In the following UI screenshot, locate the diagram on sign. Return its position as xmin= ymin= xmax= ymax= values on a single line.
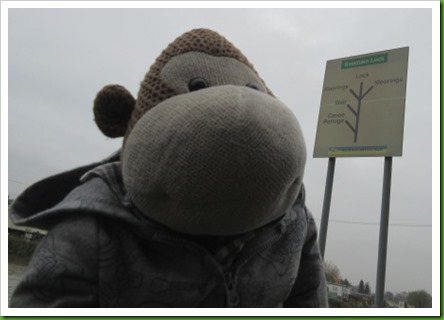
xmin=345 ymin=82 xmax=374 ymax=143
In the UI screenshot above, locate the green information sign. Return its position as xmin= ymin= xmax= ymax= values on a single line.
xmin=313 ymin=47 xmax=409 ymax=158
xmin=341 ymin=53 xmax=388 ymax=69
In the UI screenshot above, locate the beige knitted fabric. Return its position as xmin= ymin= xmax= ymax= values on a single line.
xmin=122 ymin=86 xmax=306 ymax=235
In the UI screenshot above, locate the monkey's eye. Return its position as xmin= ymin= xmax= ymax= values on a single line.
xmin=246 ymin=83 xmax=260 ymax=91
xmin=188 ymin=78 xmax=209 ymax=92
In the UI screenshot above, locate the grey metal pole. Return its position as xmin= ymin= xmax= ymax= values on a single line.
xmin=319 ymin=157 xmax=336 ymax=260
xmin=375 ymin=157 xmax=393 ymax=308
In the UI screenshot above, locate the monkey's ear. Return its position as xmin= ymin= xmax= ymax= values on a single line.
xmin=93 ymin=85 xmax=135 ymax=138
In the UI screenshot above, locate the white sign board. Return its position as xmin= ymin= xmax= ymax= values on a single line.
xmin=313 ymin=47 xmax=409 ymax=157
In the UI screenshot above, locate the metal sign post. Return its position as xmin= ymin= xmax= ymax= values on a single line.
xmin=314 ymin=47 xmax=408 ymax=308
xmin=319 ymin=157 xmax=336 ymax=259
xmin=375 ymin=157 xmax=393 ymax=307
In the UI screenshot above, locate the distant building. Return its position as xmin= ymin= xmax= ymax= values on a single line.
xmin=385 ymin=300 xmax=409 ymax=308
xmin=327 ymin=282 xmax=351 ymax=301
xmin=349 ymin=289 xmax=375 ymax=306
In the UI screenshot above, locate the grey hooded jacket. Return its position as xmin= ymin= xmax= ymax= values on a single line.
xmin=9 ymin=156 xmax=328 ymax=308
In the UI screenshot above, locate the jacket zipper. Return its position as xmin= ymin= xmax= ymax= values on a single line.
xmin=221 ymin=230 xmax=286 ymax=307
xmin=157 ymin=235 xmax=242 ymax=307
xmin=224 ymin=272 xmax=240 ymax=307
xmin=157 ymin=222 xmax=288 ymax=307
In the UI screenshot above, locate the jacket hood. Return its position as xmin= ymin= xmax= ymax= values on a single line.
xmin=9 ymin=151 xmax=121 ymax=230
xmin=9 ymin=151 xmax=307 ymax=238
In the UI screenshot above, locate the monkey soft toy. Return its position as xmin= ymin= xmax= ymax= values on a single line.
xmin=10 ymin=29 xmax=327 ymax=308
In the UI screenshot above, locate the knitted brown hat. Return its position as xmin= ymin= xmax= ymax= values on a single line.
xmin=94 ymin=28 xmax=272 ymax=138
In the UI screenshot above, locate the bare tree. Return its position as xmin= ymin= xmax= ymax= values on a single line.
xmin=324 ymin=260 xmax=341 ymax=284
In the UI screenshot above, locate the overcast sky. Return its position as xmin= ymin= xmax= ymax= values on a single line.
xmin=4 ymin=1 xmax=438 ymax=305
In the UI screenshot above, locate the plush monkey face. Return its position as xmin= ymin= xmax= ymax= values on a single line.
xmin=93 ymin=29 xmax=306 ymax=235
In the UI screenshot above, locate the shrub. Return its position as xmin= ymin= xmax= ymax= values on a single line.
xmin=8 ymin=234 xmax=41 ymax=264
